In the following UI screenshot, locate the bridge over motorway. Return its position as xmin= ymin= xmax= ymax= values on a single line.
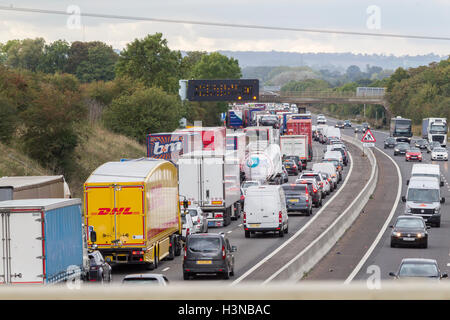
xmin=259 ymin=90 xmax=389 ymax=111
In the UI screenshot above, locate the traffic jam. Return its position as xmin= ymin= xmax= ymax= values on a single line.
xmin=0 ymin=102 xmax=350 ymax=286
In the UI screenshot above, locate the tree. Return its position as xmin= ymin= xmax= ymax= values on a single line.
xmin=103 ymin=86 xmax=182 ymax=143
xmin=75 ymin=43 xmax=119 ymax=82
xmin=4 ymin=38 xmax=45 ymax=71
xmin=20 ymin=77 xmax=86 ymax=173
xmin=38 ymin=40 xmax=70 ymax=74
xmin=181 ymin=51 xmax=207 ymax=78
xmin=0 ymin=94 xmax=17 ymax=144
xmin=191 ymin=52 xmax=242 ymax=79
xmin=115 ymin=33 xmax=183 ymax=93
xmin=346 ymin=65 xmax=362 ymax=82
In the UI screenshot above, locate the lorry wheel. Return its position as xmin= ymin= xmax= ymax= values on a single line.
xmin=174 ymin=236 xmax=182 ymax=256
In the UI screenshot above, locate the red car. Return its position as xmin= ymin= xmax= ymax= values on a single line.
xmin=405 ymin=148 xmax=422 ymax=162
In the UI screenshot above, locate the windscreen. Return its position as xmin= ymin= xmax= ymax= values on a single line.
xmin=395 ymin=120 xmax=411 ymax=133
xmin=395 ymin=219 xmax=424 ymax=229
xmin=430 ymin=124 xmax=447 ymax=134
xmin=282 ymin=185 xmax=306 ymax=195
xmin=122 ymin=278 xmax=161 ymax=285
xmin=399 ymin=263 xmax=439 ymax=277
xmin=407 ymin=188 xmax=439 ymax=202
xmin=188 ymin=237 xmax=221 ymax=253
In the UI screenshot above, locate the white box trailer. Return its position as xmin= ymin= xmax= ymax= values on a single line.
xmin=0 ymin=175 xmax=70 ymax=202
xmin=178 ymin=151 xmax=242 ymax=227
xmin=280 ymin=135 xmax=308 ymax=168
xmin=0 ymin=198 xmax=85 ymax=284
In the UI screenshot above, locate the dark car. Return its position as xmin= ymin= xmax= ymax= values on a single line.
xmin=389 ymin=258 xmax=448 ymax=281
xmin=283 ymin=155 xmax=304 ymax=170
xmin=283 ymin=159 xmax=300 ymax=175
xmin=405 ymin=147 xmax=423 ymax=162
xmin=414 ymin=139 xmax=429 ymax=150
xmin=384 ymin=137 xmax=397 ymax=149
xmin=354 ymin=125 xmax=364 ymax=133
xmin=295 ymin=178 xmax=322 ymax=207
xmin=319 ymin=133 xmax=326 ymax=144
xmin=259 ymin=115 xmax=279 ymax=129
xmin=393 ymin=142 xmax=410 ymax=156
xmin=183 ymin=233 xmax=236 ymax=280
xmin=282 ymin=183 xmax=312 ymax=215
xmin=88 ymin=250 xmax=112 ymax=283
xmin=335 ymin=121 xmax=345 ymax=129
xmin=390 ymin=216 xmax=430 ymax=248
xmin=344 ymin=120 xmax=352 ymax=128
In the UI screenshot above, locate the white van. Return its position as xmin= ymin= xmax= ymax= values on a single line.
xmin=312 ymin=162 xmax=339 ymax=189
xmin=408 ymin=164 xmax=443 ymax=187
xmin=323 ymin=150 xmax=344 ymax=165
xmin=402 ymin=176 xmax=444 ymax=227
xmin=243 ymin=185 xmax=288 ymax=238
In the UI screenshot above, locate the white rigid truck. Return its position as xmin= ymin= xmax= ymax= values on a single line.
xmin=178 ymin=151 xmax=242 ymax=227
xmin=280 ymin=135 xmax=308 ymax=168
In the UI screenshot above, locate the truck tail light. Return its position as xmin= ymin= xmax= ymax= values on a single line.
xmin=215 ymin=213 xmax=223 ymax=218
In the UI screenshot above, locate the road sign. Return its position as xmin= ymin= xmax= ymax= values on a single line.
xmin=361 ymin=129 xmax=376 ymax=143
xmin=363 ymin=142 xmax=375 ymax=148
xmin=186 ymin=79 xmax=259 ymax=102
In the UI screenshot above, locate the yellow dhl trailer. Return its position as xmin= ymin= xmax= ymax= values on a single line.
xmin=84 ymin=159 xmax=182 ymax=270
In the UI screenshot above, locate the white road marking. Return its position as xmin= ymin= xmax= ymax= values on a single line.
xmin=162 ymin=267 xmax=170 ymax=272
xmin=344 ymin=146 xmax=402 ymax=284
xmin=231 ymin=147 xmax=355 ymax=286
xmin=238 ymin=224 xmax=243 ymax=227
xmin=227 ymin=230 xmax=232 ymax=234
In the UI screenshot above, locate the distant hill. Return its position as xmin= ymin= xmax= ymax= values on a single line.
xmin=216 ymin=51 xmax=446 ymax=71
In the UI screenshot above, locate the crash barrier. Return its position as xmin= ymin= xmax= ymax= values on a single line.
xmin=266 ymin=134 xmax=378 ymax=282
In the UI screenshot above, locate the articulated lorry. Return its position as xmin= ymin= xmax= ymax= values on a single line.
xmin=84 ymin=159 xmax=183 ymax=270
xmin=0 ymin=198 xmax=87 ymax=284
xmin=422 ymin=118 xmax=447 ymax=147
xmin=178 ymin=151 xmax=242 ymax=227
xmin=243 ymin=142 xmax=283 ymax=185
xmin=0 ymin=175 xmax=70 ymax=201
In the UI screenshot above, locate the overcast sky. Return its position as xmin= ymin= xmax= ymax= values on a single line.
xmin=0 ymin=0 xmax=449 ymax=56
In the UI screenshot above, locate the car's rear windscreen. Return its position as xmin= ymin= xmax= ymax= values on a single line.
xmin=188 ymin=237 xmax=221 ymax=253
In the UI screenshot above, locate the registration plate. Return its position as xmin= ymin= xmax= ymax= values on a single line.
xmin=402 ymin=237 xmax=415 ymax=241
xmin=250 ymin=223 xmax=260 ymax=228
xmin=197 ymin=260 xmax=212 ymax=265
xmin=285 ymin=166 xmax=291 ymax=168
xmin=289 ymin=199 xmax=299 ymax=202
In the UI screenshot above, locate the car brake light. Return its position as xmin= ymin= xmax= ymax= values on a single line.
xmin=327 ymin=178 xmax=331 ymax=182
xmin=243 ymin=212 xmax=246 ymax=223
xmin=215 ymin=213 xmax=223 ymax=218
xmin=222 ymin=246 xmax=226 ymax=260
xmin=186 ymin=228 xmax=190 ymax=236
xmin=184 ymin=246 xmax=187 ymax=260
xmin=241 ymin=195 xmax=245 ymax=200
xmin=313 ymin=188 xmax=317 ymax=193
xmin=279 ymin=211 xmax=282 ymax=223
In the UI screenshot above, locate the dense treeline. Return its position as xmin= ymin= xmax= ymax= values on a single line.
xmin=0 ymin=33 xmax=242 ymax=177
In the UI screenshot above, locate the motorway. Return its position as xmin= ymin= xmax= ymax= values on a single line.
xmin=110 ymin=133 xmax=361 ymax=284
xmin=305 ymin=114 xmax=450 ymax=282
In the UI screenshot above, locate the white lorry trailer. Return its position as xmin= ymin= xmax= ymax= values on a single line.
xmin=280 ymin=135 xmax=308 ymax=168
xmin=178 ymin=151 xmax=242 ymax=227
xmin=243 ymin=142 xmax=283 ymax=185
xmin=422 ymin=118 xmax=447 ymax=147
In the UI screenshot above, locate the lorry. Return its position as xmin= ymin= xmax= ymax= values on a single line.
xmin=84 ymin=159 xmax=183 ymax=270
xmin=226 ymin=109 xmax=244 ymax=129
xmin=243 ymin=142 xmax=283 ymax=185
xmin=0 ymin=198 xmax=87 ymax=284
xmin=390 ymin=116 xmax=412 ymax=142
xmin=286 ymin=118 xmax=313 ymax=161
xmin=176 ymin=126 xmax=226 ymax=152
xmin=146 ymin=132 xmax=199 ymax=163
xmin=0 ymin=175 xmax=70 ymax=201
xmin=422 ymin=118 xmax=447 ymax=147
xmin=178 ymin=151 xmax=242 ymax=226
xmin=226 ymin=132 xmax=247 ymax=180
xmin=244 ymin=126 xmax=280 ymax=146
xmin=280 ymin=135 xmax=308 ymax=169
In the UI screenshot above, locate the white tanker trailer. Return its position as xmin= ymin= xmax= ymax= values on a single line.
xmin=243 ymin=142 xmax=283 ymax=184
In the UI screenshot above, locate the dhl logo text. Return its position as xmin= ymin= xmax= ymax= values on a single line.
xmin=91 ymin=207 xmax=140 ymax=215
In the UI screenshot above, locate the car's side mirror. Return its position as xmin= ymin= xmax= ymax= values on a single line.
xmin=90 ymin=230 xmax=97 ymax=243
xmin=441 ymin=273 xmax=448 ymax=279
xmin=388 ymin=272 xmax=396 ymax=277
xmin=441 ymin=181 xmax=444 ymax=187
xmin=401 ymin=196 xmax=406 ymax=202
xmin=426 ymin=226 xmax=431 ymax=229
xmin=406 ymin=180 xmax=409 ymax=185
xmin=389 ymin=225 xmax=393 ymax=228
xmin=231 ymin=246 xmax=237 ymax=252
xmin=441 ymin=197 xmax=445 ymax=204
